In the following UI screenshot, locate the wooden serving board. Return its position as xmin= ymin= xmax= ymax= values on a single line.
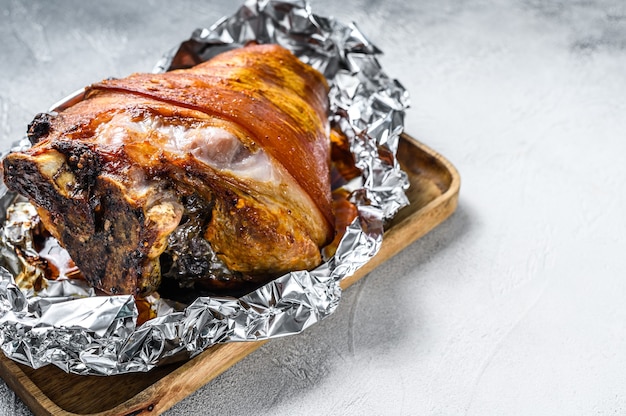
xmin=0 ymin=133 xmax=460 ymax=416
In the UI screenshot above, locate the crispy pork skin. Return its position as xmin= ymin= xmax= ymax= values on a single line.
xmin=3 ymin=44 xmax=333 ymax=296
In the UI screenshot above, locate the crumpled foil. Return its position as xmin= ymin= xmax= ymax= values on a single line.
xmin=0 ymin=0 xmax=410 ymax=375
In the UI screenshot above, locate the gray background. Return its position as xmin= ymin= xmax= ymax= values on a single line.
xmin=1 ymin=0 xmax=626 ymax=414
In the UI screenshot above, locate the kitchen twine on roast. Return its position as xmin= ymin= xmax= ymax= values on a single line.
xmin=0 ymin=0 xmax=410 ymax=375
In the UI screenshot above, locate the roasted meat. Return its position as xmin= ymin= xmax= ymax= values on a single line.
xmin=3 ymin=44 xmax=334 ymax=297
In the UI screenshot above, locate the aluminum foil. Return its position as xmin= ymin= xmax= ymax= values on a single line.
xmin=0 ymin=0 xmax=410 ymax=375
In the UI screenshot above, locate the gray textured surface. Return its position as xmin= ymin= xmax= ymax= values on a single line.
xmin=1 ymin=0 xmax=626 ymax=414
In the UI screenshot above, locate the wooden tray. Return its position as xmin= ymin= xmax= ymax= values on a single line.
xmin=0 ymin=133 xmax=460 ymax=416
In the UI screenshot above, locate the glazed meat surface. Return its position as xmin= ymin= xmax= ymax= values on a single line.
xmin=3 ymin=44 xmax=334 ymax=296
